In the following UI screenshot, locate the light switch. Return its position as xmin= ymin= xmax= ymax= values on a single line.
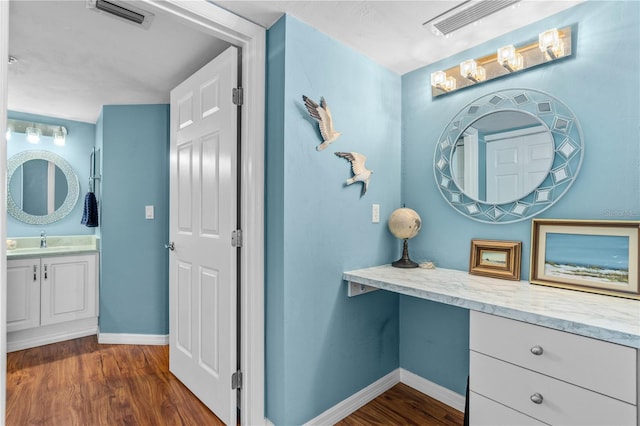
xmin=372 ymin=204 xmax=380 ymax=223
xmin=145 ymin=205 xmax=154 ymax=220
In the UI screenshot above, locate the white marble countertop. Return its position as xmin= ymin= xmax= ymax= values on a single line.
xmin=343 ymin=265 xmax=640 ymax=348
xmin=7 ymin=235 xmax=99 ymax=259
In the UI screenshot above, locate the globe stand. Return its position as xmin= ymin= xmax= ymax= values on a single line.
xmin=392 ymin=239 xmax=418 ymax=268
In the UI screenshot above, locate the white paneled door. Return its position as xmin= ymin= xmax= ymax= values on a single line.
xmin=486 ymin=131 xmax=554 ymax=203
xmin=169 ymin=46 xmax=239 ymax=425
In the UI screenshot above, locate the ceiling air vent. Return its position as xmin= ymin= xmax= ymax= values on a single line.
xmin=86 ymin=0 xmax=155 ymax=29
xmin=424 ymin=0 xmax=520 ymax=36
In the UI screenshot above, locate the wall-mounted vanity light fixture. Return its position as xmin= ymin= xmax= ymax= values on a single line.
xmin=430 ymin=26 xmax=572 ymax=97
xmin=6 ymin=119 xmax=68 ymax=146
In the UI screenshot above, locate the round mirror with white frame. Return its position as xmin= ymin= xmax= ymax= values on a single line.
xmin=7 ymin=150 xmax=80 ymax=224
xmin=434 ymin=89 xmax=583 ymax=223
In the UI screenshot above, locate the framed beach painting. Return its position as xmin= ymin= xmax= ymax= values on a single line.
xmin=469 ymin=239 xmax=522 ymax=281
xmin=530 ymin=219 xmax=640 ymax=300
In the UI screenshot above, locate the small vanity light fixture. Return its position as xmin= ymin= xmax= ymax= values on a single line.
xmin=460 ymin=59 xmax=486 ymax=83
xmin=430 ymin=70 xmax=457 ymax=92
xmin=7 ymin=119 xmax=69 ymax=146
xmin=53 ymin=126 xmax=67 ymax=146
xmin=539 ymin=28 xmax=564 ymax=60
xmin=26 ymin=126 xmax=42 ymax=144
xmin=497 ymin=45 xmax=524 ymax=72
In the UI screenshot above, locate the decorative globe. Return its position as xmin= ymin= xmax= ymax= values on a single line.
xmin=388 ymin=208 xmax=422 ymax=268
xmin=388 ymin=208 xmax=422 ymax=240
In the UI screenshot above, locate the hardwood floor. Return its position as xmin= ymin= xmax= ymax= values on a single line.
xmin=337 ymin=383 xmax=465 ymax=426
xmin=6 ymin=336 xmax=224 ymax=426
xmin=7 ymin=336 xmax=464 ymax=426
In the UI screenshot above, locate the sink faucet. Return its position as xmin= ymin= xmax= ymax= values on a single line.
xmin=40 ymin=230 xmax=47 ymax=248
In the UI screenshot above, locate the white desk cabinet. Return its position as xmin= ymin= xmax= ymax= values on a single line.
xmin=470 ymin=311 xmax=638 ymax=425
xmin=7 ymin=253 xmax=99 ymax=351
xmin=344 ymin=265 xmax=640 ymax=425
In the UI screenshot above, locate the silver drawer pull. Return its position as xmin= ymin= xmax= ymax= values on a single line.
xmin=530 ymin=393 xmax=544 ymax=404
xmin=530 ymin=345 xmax=544 ymax=355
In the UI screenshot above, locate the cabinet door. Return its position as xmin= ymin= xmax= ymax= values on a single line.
xmin=40 ymin=254 xmax=97 ymax=326
xmin=7 ymin=258 xmax=41 ymax=332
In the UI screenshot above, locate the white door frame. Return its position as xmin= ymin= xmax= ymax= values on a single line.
xmin=1 ymin=1 xmax=9 ymax=423
xmin=0 ymin=1 xmax=266 ymax=425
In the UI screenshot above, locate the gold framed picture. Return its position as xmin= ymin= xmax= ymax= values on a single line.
xmin=469 ymin=239 xmax=522 ymax=281
xmin=531 ymin=219 xmax=640 ymax=300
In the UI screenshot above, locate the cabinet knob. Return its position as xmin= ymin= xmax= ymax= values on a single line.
xmin=165 ymin=242 xmax=175 ymax=251
xmin=530 ymin=393 xmax=544 ymax=404
xmin=530 ymin=345 xmax=544 ymax=355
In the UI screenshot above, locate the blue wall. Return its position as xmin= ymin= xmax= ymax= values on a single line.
xmin=98 ymin=104 xmax=170 ymax=334
xmin=7 ymin=111 xmax=96 ymax=237
xmin=266 ymin=15 xmax=403 ymax=425
xmin=399 ymin=1 xmax=640 ymax=395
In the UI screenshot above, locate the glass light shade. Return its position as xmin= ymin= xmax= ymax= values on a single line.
xmin=539 ymin=28 xmax=559 ymax=51
xmin=53 ymin=127 xmax=66 ymax=146
xmin=539 ymin=28 xmax=564 ymax=59
xmin=460 ymin=59 xmax=486 ymax=82
xmin=431 ymin=71 xmax=447 ymax=87
xmin=497 ymin=45 xmax=524 ymax=72
xmin=444 ymin=76 xmax=457 ymax=91
xmin=431 ymin=71 xmax=456 ymax=92
xmin=26 ymin=127 xmax=41 ymax=144
xmin=497 ymin=45 xmax=516 ymax=64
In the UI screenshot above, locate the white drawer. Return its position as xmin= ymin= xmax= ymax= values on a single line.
xmin=470 ymin=311 xmax=637 ymax=404
xmin=470 ymin=351 xmax=637 ymax=425
xmin=470 ymin=391 xmax=546 ymax=426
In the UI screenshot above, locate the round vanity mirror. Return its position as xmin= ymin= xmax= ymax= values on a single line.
xmin=7 ymin=150 xmax=79 ymax=224
xmin=434 ymin=89 xmax=583 ymax=223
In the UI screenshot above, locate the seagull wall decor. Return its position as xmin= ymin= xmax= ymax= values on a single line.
xmin=335 ymin=152 xmax=372 ymax=196
xmin=302 ymin=95 xmax=342 ymax=151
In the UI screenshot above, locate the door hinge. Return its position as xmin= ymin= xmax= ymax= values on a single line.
xmin=232 ymin=87 xmax=244 ymax=106
xmin=232 ymin=370 xmax=243 ymax=390
xmin=231 ymin=229 xmax=243 ymax=248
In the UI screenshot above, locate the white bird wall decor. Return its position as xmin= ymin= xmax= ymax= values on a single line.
xmin=302 ymin=95 xmax=342 ymax=151
xmin=335 ymin=152 xmax=373 ymax=196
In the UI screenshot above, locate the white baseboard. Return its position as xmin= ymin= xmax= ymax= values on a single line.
xmin=97 ymin=332 xmax=169 ymax=345
xmin=304 ymin=369 xmax=400 ymax=425
xmin=400 ymin=368 xmax=466 ymax=412
xmin=301 ymin=368 xmax=466 ymax=425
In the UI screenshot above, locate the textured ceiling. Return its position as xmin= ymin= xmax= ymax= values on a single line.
xmin=215 ymin=1 xmax=582 ymax=74
xmin=8 ymin=1 xmax=230 ymax=123
xmin=7 ymin=0 xmax=582 ymax=123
